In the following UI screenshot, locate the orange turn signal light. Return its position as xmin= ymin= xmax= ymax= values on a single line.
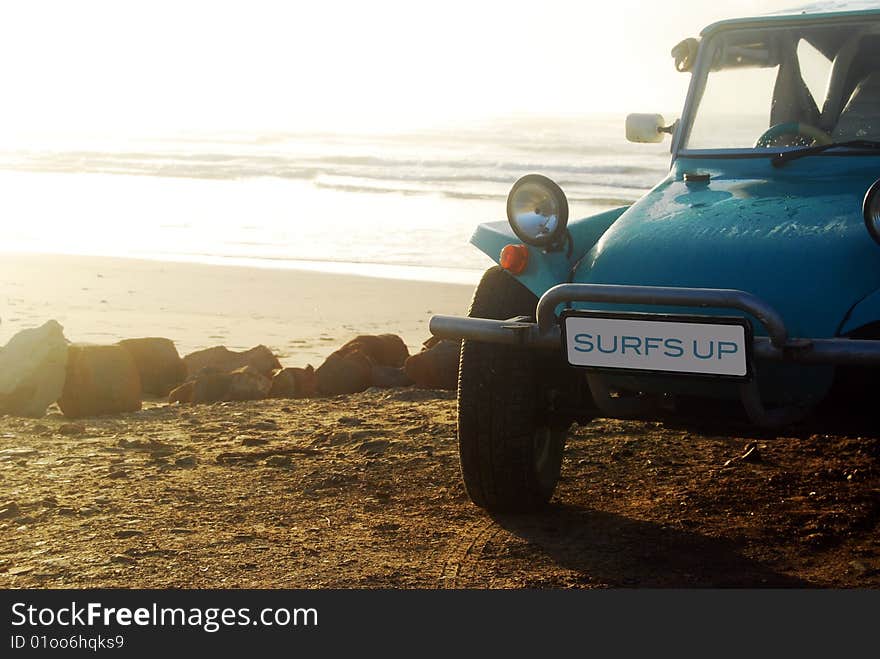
xmin=500 ymin=243 xmax=529 ymax=275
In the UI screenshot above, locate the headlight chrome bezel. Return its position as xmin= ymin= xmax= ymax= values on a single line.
xmin=863 ymin=178 xmax=880 ymax=246
xmin=506 ymin=174 xmax=569 ymax=249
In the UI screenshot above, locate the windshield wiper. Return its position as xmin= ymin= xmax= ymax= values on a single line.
xmin=772 ymin=140 xmax=880 ymax=168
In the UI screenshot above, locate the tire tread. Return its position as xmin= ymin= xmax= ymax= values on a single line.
xmin=457 ymin=267 xmax=563 ymax=511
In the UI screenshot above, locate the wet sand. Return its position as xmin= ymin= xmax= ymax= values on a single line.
xmin=0 ymin=252 xmax=475 ymax=367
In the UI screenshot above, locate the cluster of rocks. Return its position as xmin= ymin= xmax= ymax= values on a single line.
xmin=0 ymin=320 xmax=460 ymax=419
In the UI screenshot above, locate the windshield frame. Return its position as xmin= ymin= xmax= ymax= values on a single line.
xmin=673 ymin=14 xmax=880 ymax=159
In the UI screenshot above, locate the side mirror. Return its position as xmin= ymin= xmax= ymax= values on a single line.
xmin=626 ymin=113 xmax=669 ymax=144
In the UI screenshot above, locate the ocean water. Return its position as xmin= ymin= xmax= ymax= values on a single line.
xmin=0 ymin=115 xmax=670 ymax=284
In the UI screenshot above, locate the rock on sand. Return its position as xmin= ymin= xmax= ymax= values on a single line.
xmin=0 ymin=320 xmax=69 ymax=418
xmin=59 ymin=344 xmax=142 ymax=418
xmin=316 ymin=334 xmax=410 ymax=395
xmin=337 ymin=334 xmax=409 ymax=368
xmin=316 ymin=350 xmax=374 ymax=395
xmin=225 ymin=365 xmax=272 ymax=401
xmin=169 ymin=365 xmax=271 ymax=404
xmin=183 ymin=345 xmax=281 ymax=379
xmin=268 ymin=366 xmax=317 ymax=399
xmin=405 ymin=338 xmax=460 ymax=390
xmin=118 ymin=337 xmax=186 ymax=396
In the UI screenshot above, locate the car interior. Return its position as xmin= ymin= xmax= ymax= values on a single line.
xmin=779 ymin=25 xmax=880 ymax=142
xmin=705 ymin=23 xmax=880 ymax=146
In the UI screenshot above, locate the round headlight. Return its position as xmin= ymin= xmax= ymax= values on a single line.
xmin=864 ymin=179 xmax=880 ymax=246
xmin=506 ymin=174 xmax=569 ymax=248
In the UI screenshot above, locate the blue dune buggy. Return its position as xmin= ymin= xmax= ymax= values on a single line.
xmin=431 ymin=4 xmax=880 ymax=511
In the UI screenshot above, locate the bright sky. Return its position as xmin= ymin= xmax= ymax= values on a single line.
xmin=0 ymin=0 xmax=803 ymax=137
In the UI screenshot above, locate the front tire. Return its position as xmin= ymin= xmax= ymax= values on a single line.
xmin=457 ymin=267 xmax=571 ymax=512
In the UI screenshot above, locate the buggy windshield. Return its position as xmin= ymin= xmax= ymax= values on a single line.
xmin=684 ymin=19 xmax=880 ymax=151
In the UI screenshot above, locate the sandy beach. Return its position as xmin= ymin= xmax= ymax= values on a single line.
xmin=1 ymin=252 xmax=878 ymax=588
xmin=0 ymin=252 xmax=475 ymax=367
xmin=1 ymin=390 xmax=877 ymax=588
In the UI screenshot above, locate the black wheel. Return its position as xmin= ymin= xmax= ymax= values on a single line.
xmin=457 ymin=266 xmax=576 ymax=512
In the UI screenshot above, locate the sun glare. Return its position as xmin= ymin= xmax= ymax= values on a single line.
xmin=0 ymin=0 xmax=787 ymax=138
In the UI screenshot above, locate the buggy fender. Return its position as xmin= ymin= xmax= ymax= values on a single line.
xmin=469 ymin=205 xmax=629 ymax=299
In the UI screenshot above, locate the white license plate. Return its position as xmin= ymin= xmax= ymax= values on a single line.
xmin=562 ymin=312 xmax=750 ymax=378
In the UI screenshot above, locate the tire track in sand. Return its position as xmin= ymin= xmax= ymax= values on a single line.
xmin=437 ymin=517 xmax=500 ymax=588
